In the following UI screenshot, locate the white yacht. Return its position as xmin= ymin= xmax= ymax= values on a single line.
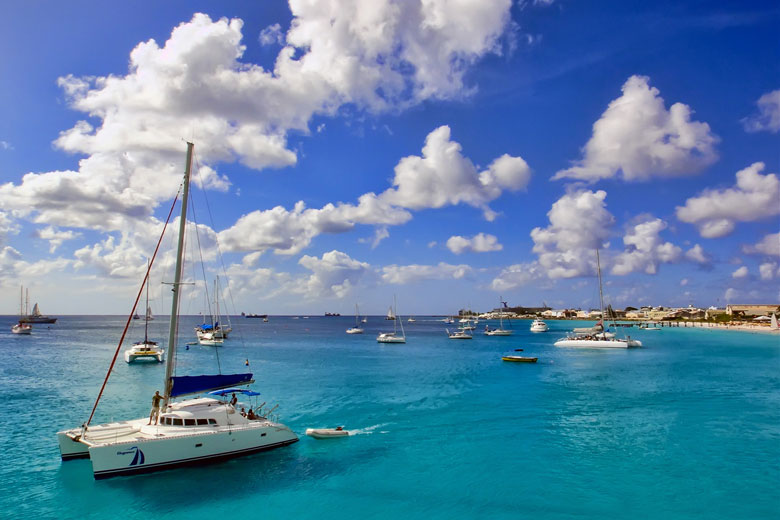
xmin=57 ymin=143 xmax=297 ymax=479
xmin=530 ymin=319 xmax=549 ymax=332
xmin=554 ymin=251 xmax=641 ymax=349
xmin=378 ymin=296 xmax=405 ymax=343
xmin=447 ymin=328 xmax=472 ymax=339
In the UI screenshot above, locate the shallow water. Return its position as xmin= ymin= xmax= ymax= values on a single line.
xmin=1 ymin=316 xmax=778 ymax=519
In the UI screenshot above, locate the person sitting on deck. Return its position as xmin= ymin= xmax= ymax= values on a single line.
xmin=240 ymin=407 xmax=246 ymax=417
xmin=247 ymin=408 xmax=257 ymax=420
xmin=229 ymin=393 xmax=238 ymax=407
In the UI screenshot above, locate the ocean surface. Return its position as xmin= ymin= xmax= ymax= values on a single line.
xmin=1 ymin=315 xmax=778 ymax=519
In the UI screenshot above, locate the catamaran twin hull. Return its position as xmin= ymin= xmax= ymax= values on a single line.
xmin=58 ymin=418 xmax=298 ymax=479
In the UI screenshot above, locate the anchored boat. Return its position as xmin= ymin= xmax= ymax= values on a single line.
xmin=57 ymin=143 xmax=297 ymax=479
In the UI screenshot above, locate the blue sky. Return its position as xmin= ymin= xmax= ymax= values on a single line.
xmin=0 ymin=0 xmax=778 ymax=315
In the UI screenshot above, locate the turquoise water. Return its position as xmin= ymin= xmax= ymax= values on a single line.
xmin=1 ymin=316 xmax=778 ymax=519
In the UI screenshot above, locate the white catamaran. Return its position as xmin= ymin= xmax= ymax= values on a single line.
xmin=554 ymin=250 xmax=641 ymax=349
xmin=57 ymin=143 xmax=298 ymax=479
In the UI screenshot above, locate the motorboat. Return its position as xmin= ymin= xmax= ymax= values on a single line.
xmin=57 ymin=143 xmax=297 ymax=479
xmin=408 ymin=317 xmax=416 ymax=322
xmin=502 ymin=356 xmax=538 ymax=363
xmin=447 ymin=328 xmax=472 ymax=339
xmin=306 ymin=427 xmax=349 ymax=439
xmin=530 ymin=319 xmax=548 ymax=332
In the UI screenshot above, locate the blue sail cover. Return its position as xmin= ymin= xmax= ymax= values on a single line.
xmin=170 ymin=373 xmax=254 ymax=397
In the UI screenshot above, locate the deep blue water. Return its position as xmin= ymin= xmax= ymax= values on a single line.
xmin=1 ymin=315 xmax=778 ymax=519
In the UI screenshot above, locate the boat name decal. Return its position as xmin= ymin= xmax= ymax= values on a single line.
xmin=116 ymin=446 xmax=146 ymax=466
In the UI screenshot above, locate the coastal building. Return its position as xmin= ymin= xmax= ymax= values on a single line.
xmin=726 ymin=304 xmax=780 ymax=317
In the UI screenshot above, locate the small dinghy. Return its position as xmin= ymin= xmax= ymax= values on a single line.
xmin=502 ymin=356 xmax=538 ymax=363
xmin=306 ymin=427 xmax=349 ymax=439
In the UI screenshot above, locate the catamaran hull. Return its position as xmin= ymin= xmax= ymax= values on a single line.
xmin=554 ymin=339 xmax=641 ymax=348
xmin=60 ymin=425 xmax=298 ymax=478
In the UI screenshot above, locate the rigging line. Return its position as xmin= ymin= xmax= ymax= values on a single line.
xmin=188 ymin=163 xmax=223 ymax=373
xmin=192 ymin=153 xmax=249 ymax=359
xmin=85 ymin=187 xmax=182 ymax=428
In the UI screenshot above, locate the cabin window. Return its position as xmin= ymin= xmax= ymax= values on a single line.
xmin=173 ymin=418 xmax=183 ymax=426
xmin=208 ymin=419 xmax=217 ymax=425
xmin=196 ymin=419 xmax=208 ymax=426
xmin=164 ymin=417 xmax=171 ymax=425
xmin=184 ymin=419 xmax=195 ymax=426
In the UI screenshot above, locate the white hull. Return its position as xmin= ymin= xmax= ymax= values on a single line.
xmin=377 ymin=333 xmax=405 ymax=343
xmin=554 ymin=337 xmax=641 ymax=348
xmin=11 ymin=324 xmax=32 ymax=334
xmin=485 ymin=329 xmax=512 ymax=336
xmin=530 ymin=320 xmax=548 ymax=332
xmin=124 ymin=342 xmax=164 ymax=363
xmin=58 ymin=398 xmax=297 ymax=478
xmin=346 ymin=327 xmax=364 ymax=334
xmin=306 ymin=428 xmax=348 ymax=439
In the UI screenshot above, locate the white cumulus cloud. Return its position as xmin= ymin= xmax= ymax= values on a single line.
xmin=743 ymin=232 xmax=780 ymax=257
xmin=611 ymin=218 xmax=682 ymax=275
xmin=554 ymin=75 xmax=718 ymax=182
xmin=530 ymin=189 xmax=614 ymax=278
xmin=379 ymin=126 xmax=530 ymax=220
xmin=446 ymin=232 xmax=503 ymax=254
xmin=490 ymin=262 xmax=543 ymax=291
xmin=35 ymin=226 xmax=82 ymax=254
xmin=295 ymin=250 xmax=372 ymax=298
xmin=684 ymin=244 xmax=712 ymax=266
xmin=732 ymin=265 xmax=748 ymax=279
xmin=676 ymin=162 xmax=780 ymax=238
xmin=381 ymin=262 xmax=472 ymax=284
xmin=742 ymin=89 xmax=780 ymax=133
xmin=759 ymin=262 xmax=777 ymax=280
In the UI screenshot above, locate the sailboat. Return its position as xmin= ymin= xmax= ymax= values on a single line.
xmin=57 ymin=143 xmax=298 ymax=478
xmin=771 ymin=313 xmax=779 ymax=331
xmin=124 ymin=261 xmax=164 ymax=363
xmin=378 ymin=296 xmax=406 ymax=343
xmin=196 ymin=276 xmax=232 ymax=343
xmin=11 ymin=286 xmax=32 ymax=335
xmin=17 ymin=287 xmax=57 ymax=324
xmin=385 ymin=306 xmax=396 ymax=320
xmin=346 ymin=304 xmax=364 ymax=334
xmin=554 ymin=251 xmax=641 ymax=349
xmin=484 ymin=298 xmax=512 ymax=336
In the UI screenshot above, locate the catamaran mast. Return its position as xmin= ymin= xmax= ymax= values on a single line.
xmin=163 ymin=142 xmax=194 ymax=405
xmin=596 ymin=249 xmax=605 ymax=325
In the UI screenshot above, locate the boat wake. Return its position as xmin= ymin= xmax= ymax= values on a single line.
xmin=347 ymin=423 xmax=389 ymax=436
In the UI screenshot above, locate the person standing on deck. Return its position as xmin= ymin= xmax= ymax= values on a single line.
xmin=148 ymin=391 xmax=163 ymax=425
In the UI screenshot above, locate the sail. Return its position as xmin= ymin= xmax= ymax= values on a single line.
xmin=169 ymin=373 xmax=254 ymax=398
xmin=32 ymin=303 xmax=41 ymax=316
xmin=772 ymin=313 xmax=778 ymax=330
xmin=145 ymin=306 xmax=153 ymax=320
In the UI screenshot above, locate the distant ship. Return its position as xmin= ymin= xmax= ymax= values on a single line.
xmin=325 ymin=312 xmax=341 ymax=317
xmin=20 ymin=302 xmax=57 ymax=324
xmin=243 ymin=313 xmax=268 ymax=319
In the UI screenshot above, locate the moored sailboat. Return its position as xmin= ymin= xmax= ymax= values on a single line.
xmin=11 ymin=286 xmax=32 ymax=335
xmin=346 ymin=304 xmax=364 ymax=334
xmin=57 ymin=143 xmax=297 ymax=478
xmin=554 ymin=251 xmax=641 ymax=349
xmin=378 ymin=296 xmax=405 ymax=343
